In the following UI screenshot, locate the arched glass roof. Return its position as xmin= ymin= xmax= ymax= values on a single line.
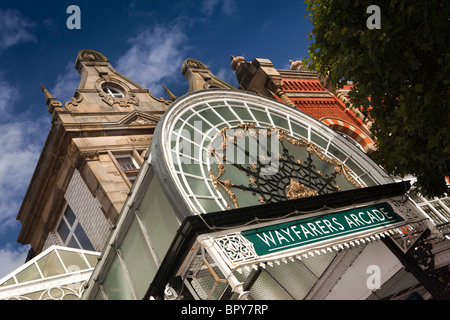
xmin=152 ymin=89 xmax=393 ymax=216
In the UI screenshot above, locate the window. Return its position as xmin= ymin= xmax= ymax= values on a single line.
xmin=116 ymin=156 xmax=137 ymax=171
xmin=114 ymin=153 xmax=140 ymax=184
xmin=57 ymin=205 xmax=95 ymax=251
xmin=102 ymin=86 xmax=124 ymax=98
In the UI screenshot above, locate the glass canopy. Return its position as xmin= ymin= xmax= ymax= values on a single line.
xmin=0 ymin=245 xmax=100 ymax=300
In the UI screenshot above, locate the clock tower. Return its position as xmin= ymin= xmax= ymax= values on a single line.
xmin=16 ymin=49 xmax=170 ymax=256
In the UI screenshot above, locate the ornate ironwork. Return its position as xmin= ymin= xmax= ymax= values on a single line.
xmin=208 ymin=123 xmax=363 ymax=209
xmin=214 ymin=233 xmax=259 ymax=264
xmin=406 ymin=230 xmax=450 ymax=298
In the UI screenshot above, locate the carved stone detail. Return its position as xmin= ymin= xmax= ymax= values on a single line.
xmin=73 ymin=150 xmax=100 ymax=169
xmin=77 ymin=49 xmax=109 ymax=63
xmin=97 ymin=88 xmax=139 ymax=108
xmin=181 ymin=58 xmax=209 ymax=74
xmin=65 ymin=94 xmax=83 ymax=108
xmin=128 ymin=117 xmax=154 ymax=125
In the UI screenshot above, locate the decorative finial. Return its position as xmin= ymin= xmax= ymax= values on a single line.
xmin=163 ymin=85 xmax=178 ymax=102
xmin=40 ymin=84 xmax=62 ymax=113
xmin=231 ymin=56 xmax=245 ymax=70
xmin=289 ymin=60 xmax=303 ymax=71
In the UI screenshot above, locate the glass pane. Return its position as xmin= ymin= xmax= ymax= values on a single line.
xmin=117 ymin=157 xmax=136 ymax=170
xmin=271 ymin=114 xmax=290 ymax=131
xmin=266 ymin=261 xmax=317 ymax=299
xmin=36 ymin=250 xmax=66 ymax=278
xmin=345 ymin=158 xmax=364 ymax=177
xmin=291 ymin=122 xmax=308 ymax=140
xmin=57 ymin=220 xmax=70 ymax=243
xmin=361 ymin=173 xmax=377 ymax=187
xmin=196 ymin=198 xmax=223 ymax=213
xmin=62 ymin=293 xmax=79 ymax=300
xmin=120 ymin=217 xmax=158 ymax=299
xmin=248 ymin=107 xmax=270 ymax=125
xmin=198 ymin=108 xmax=223 ymax=126
xmin=139 ymin=177 xmax=180 ymax=261
xmin=0 ymin=277 xmax=16 ymax=287
xmin=187 ymin=114 xmax=212 ymax=131
xmin=181 ymin=162 xmax=204 ymax=177
xmin=102 ymin=255 xmax=134 ymax=300
xmin=179 ymin=108 xmax=194 ymax=121
xmin=216 ymin=106 xmax=237 ymax=122
xmin=20 ymin=290 xmax=44 ymax=300
xmin=300 ymin=251 xmax=336 ymax=278
xmin=64 ymin=206 xmax=76 ymax=226
xmin=184 ymin=176 xmax=212 ymax=197
xmin=249 ymin=270 xmax=293 ymax=300
xmin=328 ymin=142 xmax=347 ymax=162
xmin=310 ymin=130 xmax=329 ymax=150
xmin=84 ymin=253 xmax=99 ymax=269
xmin=57 ymin=249 xmax=89 ymax=271
xmin=15 ymin=263 xmax=41 ymax=283
xmin=193 ymin=103 xmax=208 ymax=112
xmin=74 ymin=223 xmax=95 ymax=251
xmin=68 ymin=237 xmax=80 ymax=249
xmin=233 ymin=107 xmax=254 ymax=122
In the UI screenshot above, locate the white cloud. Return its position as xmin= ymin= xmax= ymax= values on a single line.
xmin=0 ymin=78 xmax=16 ymax=112
xmin=0 ymin=118 xmax=49 ymax=232
xmin=0 ymin=76 xmax=48 ymax=231
xmin=201 ymin=0 xmax=235 ymax=16
xmin=216 ymin=66 xmax=238 ymax=87
xmin=115 ymin=23 xmax=187 ymax=97
xmin=51 ymin=62 xmax=80 ymax=103
xmin=0 ymin=243 xmax=30 ymax=279
xmin=0 ymin=8 xmax=36 ymax=51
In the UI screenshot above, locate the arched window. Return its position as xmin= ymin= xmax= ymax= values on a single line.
xmin=102 ymin=86 xmax=124 ymax=98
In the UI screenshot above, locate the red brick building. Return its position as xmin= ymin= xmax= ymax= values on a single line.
xmin=231 ymin=56 xmax=375 ymax=152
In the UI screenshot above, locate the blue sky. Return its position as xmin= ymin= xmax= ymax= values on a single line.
xmin=0 ymin=0 xmax=312 ymax=278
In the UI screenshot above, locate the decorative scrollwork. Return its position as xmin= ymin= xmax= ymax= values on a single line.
xmin=78 ymin=49 xmax=109 ymax=63
xmin=6 ymin=281 xmax=87 ymax=300
xmin=214 ymin=233 xmax=258 ymax=264
xmin=208 ymin=123 xmax=363 ymax=209
xmin=392 ymin=200 xmax=418 ymax=220
xmin=407 ymin=230 xmax=450 ymax=298
xmin=409 ymin=242 xmax=435 ymax=269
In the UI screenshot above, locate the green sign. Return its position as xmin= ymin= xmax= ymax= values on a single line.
xmin=241 ymin=202 xmax=403 ymax=257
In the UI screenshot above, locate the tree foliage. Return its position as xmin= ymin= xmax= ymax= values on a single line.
xmin=304 ymin=0 xmax=450 ymax=198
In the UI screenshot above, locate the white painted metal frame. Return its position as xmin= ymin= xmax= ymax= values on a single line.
xmin=0 ymin=245 xmax=100 ymax=300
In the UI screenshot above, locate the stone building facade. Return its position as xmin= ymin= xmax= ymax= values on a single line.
xmin=16 ymin=49 xmax=170 ymax=256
